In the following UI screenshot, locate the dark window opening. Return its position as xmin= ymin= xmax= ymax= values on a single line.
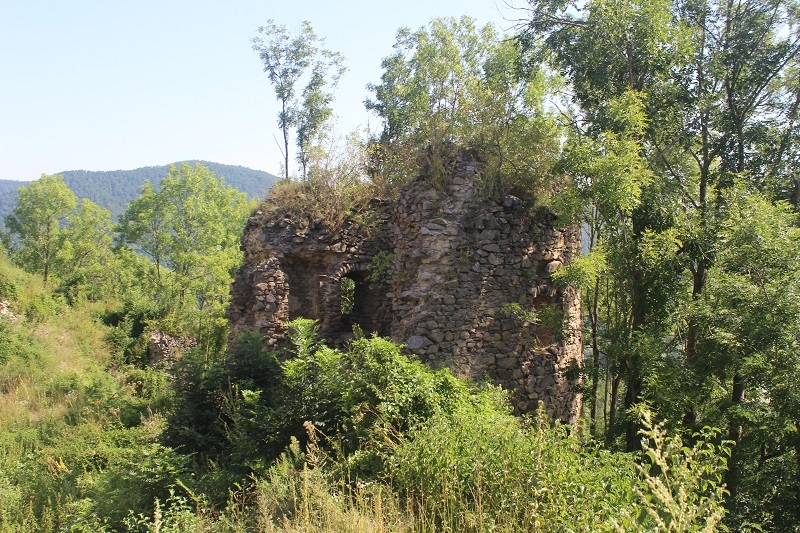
xmin=340 ymin=277 xmax=355 ymax=314
xmin=337 ymin=270 xmax=389 ymax=337
xmin=281 ymin=256 xmax=326 ymax=321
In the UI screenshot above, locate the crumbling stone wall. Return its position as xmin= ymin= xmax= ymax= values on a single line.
xmin=147 ymin=332 xmax=197 ymax=369
xmin=228 ymin=201 xmax=393 ymax=347
xmin=0 ymin=300 xmax=17 ymax=322
xmin=229 ymin=156 xmax=583 ymax=423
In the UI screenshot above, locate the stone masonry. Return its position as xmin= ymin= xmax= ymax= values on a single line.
xmin=229 ymin=154 xmax=583 ymax=423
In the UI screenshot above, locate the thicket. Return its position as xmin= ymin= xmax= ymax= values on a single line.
xmin=0 ymin=266 xmax=731 ymax=531
xmin=0 ymin=241 xmax=728 ymax=531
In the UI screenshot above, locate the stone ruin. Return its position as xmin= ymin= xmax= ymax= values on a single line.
xmin=147 ymin=331 xmax=197 ymax=369
xmin=0 ymin=300 xmax=17 ymax=322
xmin=228 ymin=155 xmax=583 ymax=423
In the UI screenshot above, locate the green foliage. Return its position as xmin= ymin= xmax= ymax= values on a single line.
xmin=87 ymin=443 xmax=191 ymax=527
xmin=367 ymin=251 xmax=394 ymax=289
xmin=0 ymin=278 xmax=734 ymax=532
xmin=0 ymin=320 xmax=37 ymax=365
xmin=4 ymin=7 xmax=797 ymax=529
xmin=256 ymin=131 xmax=377 ymax=234
xmin=391 ymin=404 xmax=635 ymax=531
xmin=23 ymin=292 xmax=65 ymax=323
xmin=0 ymin=162 xmax=276 ymax=224
xmin=498 ymin=301 xmax=538 ymax=322
xmin=167 ymin=322 xmax=481 ymax=489
xmin=0 ymin=271 xmax=16 ymax=302
xmin=690 ymin=190 xmax=800 ymax=529
xmin=367 ymin=16 xmax=560 ymax=202
xmin=295 ymin=54 xmax=346 ymax=182
xmin=117 ymin=163 xmax=253 ymax=345
xmin=340 ymin=277 xmax=355 ymax=314
xmin=121 ymin=489 xmax=208 ymax=533
xmin=5 ymin=174 xmax=77 ymax=284
xmin=522 ymin=0 xmax=800 ymax=525
xmin=551 ymin=247 xmax=608 ymax=290
xmin=2 ymin=176 xmax=134 ymax=305
xmin=0 ymin=281 xmax=186 ymax=532
xmin=253 ymin=20 xmax=345 ymax=181
xmin=53 ymin=199 xmax=117 ymax=303
xmin=620 ymin=410 xmax=730 ymax=532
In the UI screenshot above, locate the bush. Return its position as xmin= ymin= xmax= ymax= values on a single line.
xmin=0 ymin=271 xmax=17 ymax=302
xmin=87 ymin=442 xmax=192 ymax=529
xmin=389 ymin=404 xmax=637 ymax=532
xmin=165 ymin=322 xmax=486 ymax=494
xmin=23 ymin=292 xmax=65 ymax=323
xmin=387 ymin=405 xmax=729 ymax=532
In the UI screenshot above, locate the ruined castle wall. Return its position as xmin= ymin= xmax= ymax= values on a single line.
xmin=229 ymin=159 xmax=583 ymax=423
xmin=228 ymin=205 xmax=393 ymax=347
xmin=389 ymin=159 xmax=582 ymax=422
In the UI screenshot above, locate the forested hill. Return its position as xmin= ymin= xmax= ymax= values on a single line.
xmin=0 ymin=161 xmax=278 ymax=222
xmin=0 ymin=180 xmax=27 ymax=223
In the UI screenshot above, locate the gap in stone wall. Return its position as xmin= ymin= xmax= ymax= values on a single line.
xmin=281 ymin=255 xmax=325 ymax=321
xmin=531 ymin=294 xmax=557 ymax=347
xmin=343 ymin=270 xmax=388 ymax=338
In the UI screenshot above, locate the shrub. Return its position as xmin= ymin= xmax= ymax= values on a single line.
xmin=389 ymin=404 xmax=637 ymax=532
xmin=165 ymin=322 xmax=486 ymax=492
xmin=0 ymin=271 xmax=17 ymax=302
xmin=23 ymin=292 xmax=65 ymax=323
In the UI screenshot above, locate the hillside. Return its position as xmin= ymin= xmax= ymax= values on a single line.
xmin=0 ymin=180 xmax=27 ymax=225
xmin=0 ymin=161 xmax=278 ymax=222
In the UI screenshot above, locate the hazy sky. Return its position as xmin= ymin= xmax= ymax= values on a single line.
xmin=0 ymin=0 xmax=524 ymax=181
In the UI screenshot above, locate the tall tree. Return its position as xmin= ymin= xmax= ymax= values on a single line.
xmin=694 ymin=190 xmax=800 ymax=526
xmin=159 ymin=163 xmax=251 ymax=310
xmin=51 ymin=198 xmax=116 ymax=301
xmin=295 ymin=52 xmax=345 ymax=181
xmin=522 ymin=0 xmax=800 ymax=524
xmin=520 ymin=0 xmax=687 ymax=450
xmin=253 ymin=20 xmax=345 ymax=181
xmin=366 ymin=16 xmax=560 ymax=199
xmin=57 ymin=199 xmax=114 ymax=277
xmin=118 ymin=163 xmax=252 ymax=314
xmin=117 ymin=180 xmax=170 ymax=284
xmin=5 ymin=174 xmax=77 ymax=284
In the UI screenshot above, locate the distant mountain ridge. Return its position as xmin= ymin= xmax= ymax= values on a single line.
xmin=0 ymin=161 xmax=278 ymax=223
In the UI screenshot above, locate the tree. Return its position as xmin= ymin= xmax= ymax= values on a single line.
xmin=521 ymin=0 xmax=800 ymax=525
xmin=694 ymin=190 xmax=800 ymax=527
xmin=158 ymin=163 xmax=252 ymax=312
xmin=366 ymin=16 xmax=560 ymax=200
xmin=118 ymin=163 xmax=253 ymax=325
xmin=551 ymin=90 xmax=658 ymax=438
xmin=57 ymin=199 xmax=114 ymax=276
xmin=117 ymin=181 xmax=170 ymax=284
xmin=50 ymin=199 xmax=116 ymax=301
xmin=252 ymin=20 xmax=345 ymax=181
xmin=5 ymin=174 xmax=77 ymax=284
xmin=295 ymin=53 xmax=345 ymax=181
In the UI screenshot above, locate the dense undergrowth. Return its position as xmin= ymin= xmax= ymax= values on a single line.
xmin=0 ymin=248 xmax=729 ymax=532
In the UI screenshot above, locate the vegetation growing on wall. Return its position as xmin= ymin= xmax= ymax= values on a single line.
xmin=366 ymin=16 xmax=561 ymax=204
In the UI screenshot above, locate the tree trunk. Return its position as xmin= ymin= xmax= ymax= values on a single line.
xmin=725 ymin=373 xmax=746 ymax=500
xmin=589 ymin=278 xmax=601 ymax=436
xmin=624 ymin=218 xmax=649 ymax=452
xmin=607 ymin=373 xmax=621 ymax=446
xmin=282 ymin=98 xmax=290 ymax=181
xmin=624 ymin=375 xmax=643 ymax=452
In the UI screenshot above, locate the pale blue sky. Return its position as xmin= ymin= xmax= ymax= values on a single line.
xmin=0 ymin=0 xmax=524 ymax=181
